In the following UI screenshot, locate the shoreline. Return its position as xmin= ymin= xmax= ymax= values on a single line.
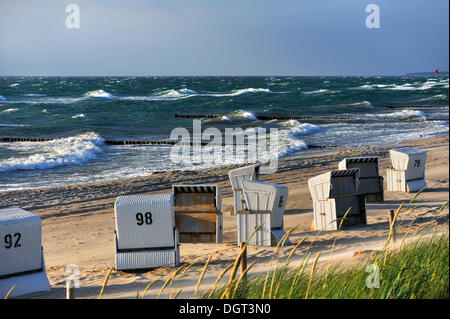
xmin=0 ymin=135 xmax=448 ymax=299
xmin=0 ymin=134 xmax=448 ymax=195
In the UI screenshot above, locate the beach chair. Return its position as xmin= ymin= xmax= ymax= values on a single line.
xmin=238 ymin=180 xmax=289 ymax=246
xmin=0 ymin=207 xmax=50 ymax=298
xmin=228 ymin=163 xmax=261 ymax=215
xmin=172 ymin=184 xmax=223 ymax=243
xmin=114 ymin=194 xmax=180 ymax=270
xmin=308 ymin=169 xmax=367 ymax=231
xmin=386 ymin=147 xmax=427 ymax=192
xmin=338 ymin=156 xmax=384 ymax=202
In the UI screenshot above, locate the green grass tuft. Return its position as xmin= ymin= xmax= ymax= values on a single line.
xmin=204 ymin=233 xmax=449 ymax=299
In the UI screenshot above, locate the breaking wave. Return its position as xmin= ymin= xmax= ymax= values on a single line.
xmin=2 ymin=108 xmax=18 ymax=113
xmin=84 ymin=89 xmax=116 ymax=99
xmin=0 ymin=132 xmax=104 ymax=172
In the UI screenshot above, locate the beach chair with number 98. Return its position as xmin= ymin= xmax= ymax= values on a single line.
xmin=114 ymin=194 xmax=180 ymax=271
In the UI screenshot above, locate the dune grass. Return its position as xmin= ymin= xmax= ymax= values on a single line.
xmin=204 ymin=233 xmax=449 ymax=299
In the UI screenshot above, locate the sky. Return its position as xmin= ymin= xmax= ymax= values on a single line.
xmin=0 ymin=0 xmax=448 ymax=76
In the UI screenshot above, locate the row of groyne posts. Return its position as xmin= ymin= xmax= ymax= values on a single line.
xmin=0 ymin=136 xmax=331 ymax=149
xmin=1 ymin=106 xmax=447 ymax=147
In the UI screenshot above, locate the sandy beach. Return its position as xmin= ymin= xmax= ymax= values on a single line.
xmin=1 ymin=135 xmax=448 ymax=299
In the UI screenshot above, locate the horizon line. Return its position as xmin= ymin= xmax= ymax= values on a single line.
xmin=1 ymin=72 xmax=448 ymax=78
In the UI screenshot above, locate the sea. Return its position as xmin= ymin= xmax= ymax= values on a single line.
xmin=0 ymin=76 xmax=448 ymax=191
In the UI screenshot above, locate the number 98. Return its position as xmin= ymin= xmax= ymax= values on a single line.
xmin=136 ymin=212 xmax=152 ymax=226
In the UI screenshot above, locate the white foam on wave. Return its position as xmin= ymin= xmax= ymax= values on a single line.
xmin=121 ymin=88 xmax=198 ymax=101
xmin=241 ymin=111 xmax=257 ymax=120
xmin=10 ymin=83 xmax=20 ymax=87
xmin=356 ymin=84 xmax=391 ymax=89
xmin=22 ymin=93 xmax=46 ymax=97
xmin=231 ymin=88 xmax=273 ymax=95
xmin=0 ymin=123 xmax=28 ymax=127
xmin=158 ymin=88 xmax=198 ymax=98
xmin=3 ymin=96 xmax=85 ymax=105
xmin=388 ymin=83 xmax=428 ymax=91
xmin=231 ymin=110 xmax=258 ymax=120
xmin=348 ymin=101 xmax=374 ymax=108
xmin=71 ymin=113 xmax=85 ymax=119
xmin=378 ymin=110 xmax=426 ymax=119
xmin=3 ymin=87 xmax=276 ymax=104
xmin=387 ymin=79 xmax=448 ymax=91
xmin=303 ymin=89 xmax=328 ymax=95
xmin=122 ymin=86 xmax=276 ymax=101
xmin=276 ymin=130 xmax=308 ymax=157
xmin=2 ymin=108 xmax=18 ymax=113
xmin=282 ymin=120 xmax=321 ymax=136
xmin=429 ymin=94 xmax=448 ymax=99
xmin=275 ymin=120 xmax=321 ymax=157
xmin=410 ymin=94 xmax=449 ymax=103
xmin=178 ymin=88 xmax=197 ymax=95
xmin=354 ymin=78 xmax=449 ymax=91
xmin=278 ymin=139 xmax=308 ymax=157
xmin=88 ymin=87 xmax=274 ymax=101
xmin=208 ymin=88 xmax=274 ymax=97
xmin=84 ymin=89 xmax=116 ymax=99
xmin=0 ymin=132 xmax=104 ymax=172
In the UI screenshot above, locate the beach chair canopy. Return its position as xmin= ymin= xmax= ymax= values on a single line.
xmin=228 ymin=163 xmax=261 ymax=192
xmin=338 ymin=156 xmax=380 ymax=178
xmin=241 ymin=180 xmax=288 ymax=229
xmin=0 ymin=207 xmax=43 ymax=277
xmin=114 ymin=194 xmax=175 ymax=250
xmin=173 ymin=184 xmax=221 ymax=212
xmin=389 ymin=147 xmax=427 ymax=181
xmin=308 ymin=169 xmax=360 ymax=201
xmin=0 ymin=207 xmax=50 ymax=298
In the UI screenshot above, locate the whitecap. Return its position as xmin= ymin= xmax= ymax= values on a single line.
xmin=230 ymin=110 xmax=258 ymax=120
xmin=159 ymin=88 xmax=197 ymax=98
xmin=230 ymin=88 xmax=272 ymax=95
xmin=410 ymin=94 xmax=449 ymax=102
xmin=84 ymin=89 xmax=116 ymax=99
xmin=2 ymin=108 xmax=18 ymax=113
xmin=376 ymin=110 xmax=426 ymax=119
xmin=348 ymin=101 xmax=374 ymax=108
xmin=0 ymin=123 xmax=28 ymax=127
xmin=282 ymin=120 xmax=321 ymax=136
xmin=22 ymin=93 xmax=46 ymax=97
xmin=120 ymin=88 xmax=274 ymax=101
xmin=207 ymin=88 xmax=274 ymax=97
xmin=303 ymin=89 xmax=328 ymax=95
xmin=0 ymin=132 xmax=104 ymax=172
xmin=277 ymin=134 xmax=308 ymax=157
xmin=355 ymin=84 xmax=391 ymax=90
xmin=122 ymin=88 xmax=198 ymax=101
xmin=387 ymin=80 xmax=447 ymax=91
